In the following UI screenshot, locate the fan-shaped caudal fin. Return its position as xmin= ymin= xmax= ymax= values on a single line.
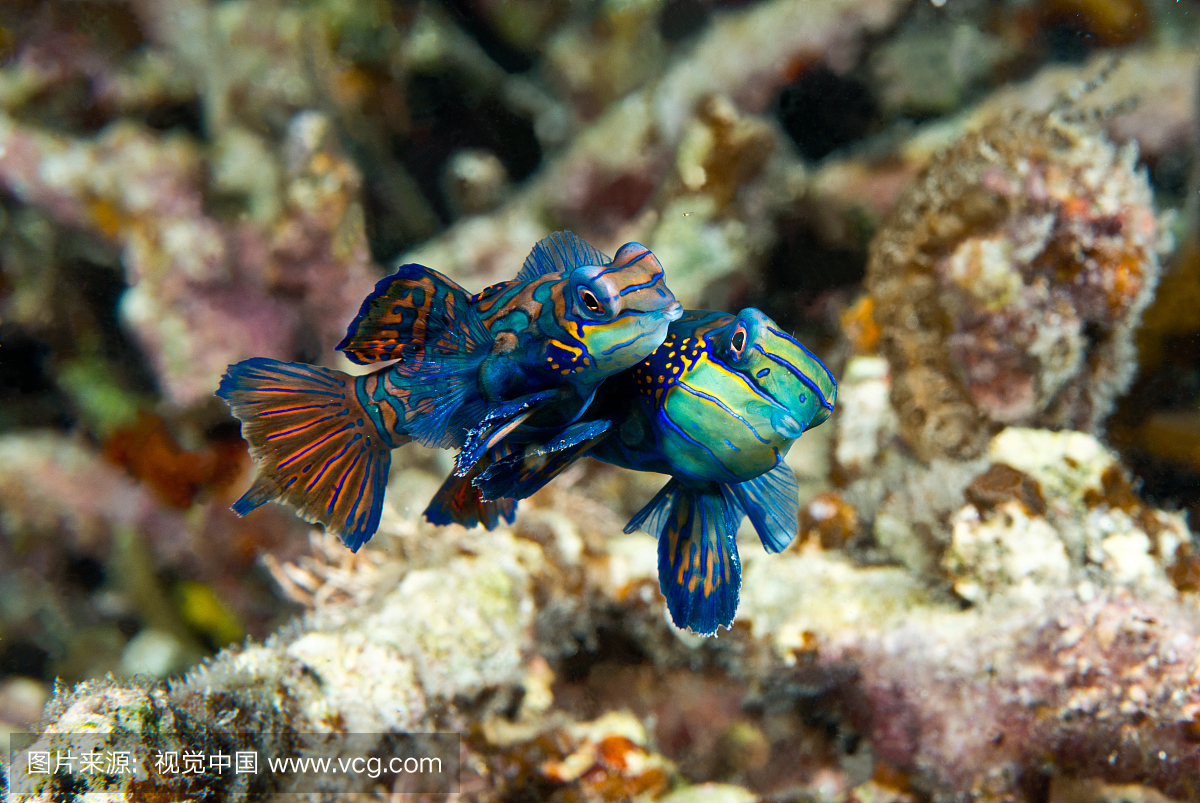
xmin=626 ymin=479 xmax=742 ymax=636
xmin=217 ymin=358 xmax=405 ymax=551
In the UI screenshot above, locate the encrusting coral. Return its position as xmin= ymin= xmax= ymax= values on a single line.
xmin=13 ymin=427 xmax=1200 ymax=802
xmin=866 ymin=101 xmax=1165 ymax=461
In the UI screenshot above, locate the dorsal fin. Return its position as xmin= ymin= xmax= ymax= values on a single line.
xmin=336 ymin=263 xmax=490 ymax=366
xmin=516 ymin=231 xmax=610 ymax=281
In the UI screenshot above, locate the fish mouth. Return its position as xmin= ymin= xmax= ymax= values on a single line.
xmin=638 ymin=301 xmax=683 ymax=330
xmin=748 ymin=399 xmax=806 ymax=439
xmin=772 ymin=410 xmax=805 ymax=439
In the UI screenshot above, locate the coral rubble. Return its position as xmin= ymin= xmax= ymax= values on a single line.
xmin=15 ymin=426 xmax=1200 ymax=802
xmin=867 ymin=108 xmax=1164 ymax=461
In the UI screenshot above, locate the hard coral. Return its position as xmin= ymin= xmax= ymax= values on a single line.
xmin=866 ymin=109 xmax=1163 ymax=461
xmin=944 ymin=428 xmax=1191 ymax=605
xmin=0 ymin=109 xmax=378 ymax=405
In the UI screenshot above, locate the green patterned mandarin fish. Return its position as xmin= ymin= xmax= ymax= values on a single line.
xmin=216 ymin=232 xmax=682 ymax=550
xmin=472 ymin=308 xmax=836 ymax=635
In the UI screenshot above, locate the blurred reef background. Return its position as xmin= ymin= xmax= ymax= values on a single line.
xmin=1 ymin=0 xmax=1200 ymax=800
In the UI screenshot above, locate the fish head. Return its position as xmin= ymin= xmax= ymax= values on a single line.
xmin=708 ymin=308 xmax=837 ymax=440
xmin=565 ymin=242 xmax=682 ymax=379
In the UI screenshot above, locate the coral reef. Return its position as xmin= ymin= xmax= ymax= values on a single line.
xmin=401 ymin=0 xmax=910 ymax=303
xmin=866 ymin=107 xmax=1165 ymax=461
xmin=0 ymin=110 xmax=378 ymax=406
xmin=14 ymin=428 xmax=1200 ymax=802
xmin=2 ymin=0 xmax=1199 ymax=800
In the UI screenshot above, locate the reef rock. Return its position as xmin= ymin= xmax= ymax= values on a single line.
xmin=16 ymin=427 xmax=1200 ymax=802
xmin=866 ymin=108 xmax=1165 ymax=461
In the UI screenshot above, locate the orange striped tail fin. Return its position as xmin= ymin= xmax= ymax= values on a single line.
xmin=217 ymin=358 xmax=406 ymax=551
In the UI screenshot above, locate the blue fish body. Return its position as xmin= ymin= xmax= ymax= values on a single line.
xmin=216 ymin=232 xmax=681 ymax=549
xmin=473 ymin=308 xmax=837 ymax=635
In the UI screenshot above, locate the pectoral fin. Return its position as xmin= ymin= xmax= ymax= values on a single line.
xmin=722 ymin=460 xmax=799 ymax=554
xmin=454 ymin=389 xmax=563 ymax=476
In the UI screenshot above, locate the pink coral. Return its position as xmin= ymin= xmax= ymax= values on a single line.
xmin=838 ymin=589 xmax=1200 ymax=800
xmin=0 ymin=111 xmax=378 ymax=405
xmin=866 ymin=109 xmax=1162 ymax=460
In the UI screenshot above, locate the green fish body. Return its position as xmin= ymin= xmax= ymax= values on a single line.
xmin=474 ymin=308 xmax=836 ymax=635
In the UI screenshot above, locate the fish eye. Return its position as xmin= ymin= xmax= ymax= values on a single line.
xmin=580 ymin=289 xmax=604 ymax=314
xmin=729 ymin=325 xmax=747 ymax=359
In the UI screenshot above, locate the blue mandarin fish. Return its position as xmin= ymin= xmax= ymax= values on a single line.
xmin=463 ymin=308 xmax=836 ymax=636
xmin=216 ymin=232 xmax=682 ymax=550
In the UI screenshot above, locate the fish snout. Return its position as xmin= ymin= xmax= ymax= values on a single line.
xmin=663 ymin=301 xmax=683 ymax=321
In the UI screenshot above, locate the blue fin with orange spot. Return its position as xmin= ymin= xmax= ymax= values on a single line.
xmin=216 ymin=358 xmax=401 ymax=551
xmin=424 ymin=472 xmax=517 ymax=530
xmin=474 ymin=420 xmax=611 ymax=501
xmin=337 ymin=263 xmax=491 ymax=367
xmin=625 ymin=479 xmax=742 ymax=636
xmin=517 ymin=232 xmax=610 ymax=281
xmin=722 ymin=460 xmax=799 ymax=554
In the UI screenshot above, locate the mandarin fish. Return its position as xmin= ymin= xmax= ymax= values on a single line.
xmin=216 ymin=232 xmax=682 ymax=549
xmin=460 ymin=308 xmax=836 ymax=636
